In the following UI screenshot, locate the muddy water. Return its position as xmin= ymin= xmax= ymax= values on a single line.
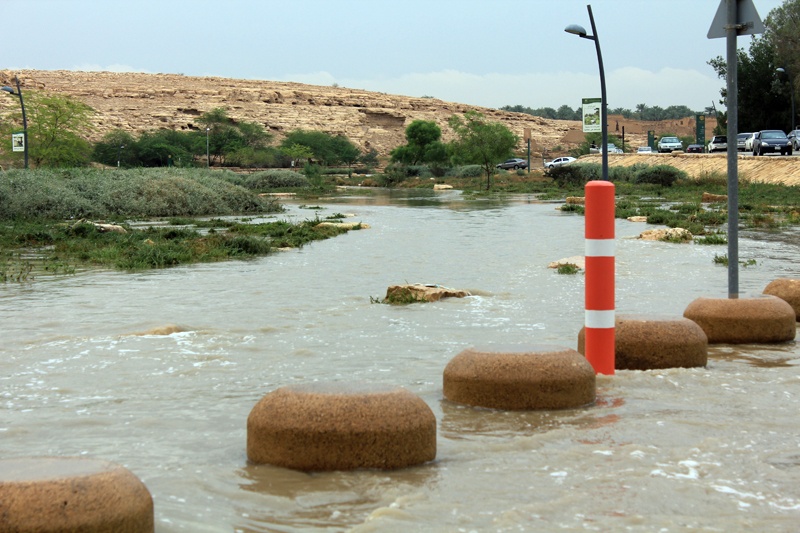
xmin=2 ymin=189 xmax=799 ymax=532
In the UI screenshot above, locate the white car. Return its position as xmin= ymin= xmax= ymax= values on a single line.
xmin=636 ymin=146 xmax=654 ymax=154
xmin=708 ymin=135 xmax=727 ymax=152
xmin=545 ymin=156 xmax=576 ymax=169
xmin=744 ymin=132 xmax=757 ymax=152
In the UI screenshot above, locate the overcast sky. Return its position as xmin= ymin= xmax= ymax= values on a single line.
xmin=2 ymin=0 xmax=786 ymax=112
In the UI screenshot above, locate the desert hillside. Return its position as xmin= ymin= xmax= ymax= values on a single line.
xmin=10 ymin=69 xmax=792 ymax=185
xmin=0 ymin=69 xmax=711 ymax=160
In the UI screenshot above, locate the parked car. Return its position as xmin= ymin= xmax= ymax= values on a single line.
xmin=686 ymin=144 xmax=704 ymax=153
xmin=589 ymin=143 xmax=623 ymax=154
xmin=636 ymin=146 xmax=654 ymax=154
xmin=737 ymin=133 xmax=752 ymax=151
xmin=752 ymin=130 xmax=792 ymax=156
xmin=544 ymin=156 xmax=576 ymax=169
xmin=744 ymin=132 xmax=757 ymax=152
xmin=708 ymin=135 xmax=727 ymax=152
xmin=496 ymin=158 xmax=528 ymax=170
xmin=657 ymin=136 xmax=683 ymax=153
xmin=788 ymin=129 xmax=800 ymax=150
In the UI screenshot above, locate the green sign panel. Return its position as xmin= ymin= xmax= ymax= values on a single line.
xmin=696 ymin=114 xmax=706 ymax=146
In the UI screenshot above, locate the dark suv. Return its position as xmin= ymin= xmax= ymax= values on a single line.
xmin=752 ymin=130 xmax=793 ymax=156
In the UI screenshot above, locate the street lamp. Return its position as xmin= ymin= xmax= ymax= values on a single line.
xmin=1 ymin=76 xmax=29 ymax=169
xmin=776 ymin=67 xmax=795 ymax=133
xmin=565 ymin=4 xmax=607 ymax=181
xmin=206 ymin=127 xmax=210 ymax=168
xmin=117 ymin=144 xmax=125 ymax=168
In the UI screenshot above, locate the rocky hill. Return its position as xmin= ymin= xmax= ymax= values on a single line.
xmin=1 ymin=69 xmax=711 ymax=160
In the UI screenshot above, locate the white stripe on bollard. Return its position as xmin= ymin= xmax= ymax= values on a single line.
xmin=585 ymin=239 xmax=615 ymax=257
xmin=585 ymin=310 xmax=615 ymax=329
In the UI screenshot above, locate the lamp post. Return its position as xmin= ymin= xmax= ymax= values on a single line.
xmin=565 ymin=4 xmax=607 ymax=181
xmin=1 ymin=76 xmax=29 ymax=169
xmin=117 ymin=144 xmax=125 ymax=168
xmin=206 ymin=127 xmax=210 ymax=168
xmin=776 ymin=67 xmax=795 ymax=133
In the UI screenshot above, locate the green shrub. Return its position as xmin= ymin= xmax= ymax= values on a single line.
xmin=380 ymin=163 xmax=410 ymax=187
xmin=0 ymin=168 xmax=280 ymax=221
xmin=608 ymin=165 xmax=636 ymax=183
xmin=549 ymin=163 xmax=601 ymax=186
xmin=646 ymin=209 xmax=679 ymax=225
xmin=634 ymin=165 xmax=685 ymax=187
xmin=303 ymin=164 xmax=324 ymax=188
xmin=245 ymin=169 xmax=308 ymax=190
xmin=445 ymin=165 xmax=483 ymax=178
xmin=560 ymin=203 xmax=584 ymax=213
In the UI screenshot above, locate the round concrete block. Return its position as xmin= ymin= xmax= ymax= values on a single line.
xmin=247 ymin=382 xmax=436 ymax=471
xmin=0 ymin=457 xmax=154 ymax=533
xmin=683 ymin=295 xmax=797 ymax=344
xmin=763 ymin=278 xmax=800 ymax=321
xmin=577 ymin=314 xmax=708 ymax=370
xmin=442 ymin=345 xmax=596 ymax=410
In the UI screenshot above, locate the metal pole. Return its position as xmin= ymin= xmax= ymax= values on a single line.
xmin=15 ymin=78 xmax=28 ymax=170
xmin=206 ymin=127 xmax=210 ymax=168
xmin=726 ymin=0 xmax=739 ymax=298
xmin=527 ymin=138 xmax=530 ymax=174
xmin=587 ymin=5 xmax=608 ymax=181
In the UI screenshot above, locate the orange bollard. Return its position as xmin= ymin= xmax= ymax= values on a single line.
xmin=584 ymin=180 xmax=615 ymax=375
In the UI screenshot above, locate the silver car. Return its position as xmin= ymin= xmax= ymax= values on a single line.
xmin=788 ymin=130 xmax=800 ymax=150
xmin=657 ymin=136 xmax=683 ymax=153
xmin=737 ymin=133 xmax=752 ymax=151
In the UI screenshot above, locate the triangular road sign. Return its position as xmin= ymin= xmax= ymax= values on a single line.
xmin=708 ymin=0 xmax=765 ymax=39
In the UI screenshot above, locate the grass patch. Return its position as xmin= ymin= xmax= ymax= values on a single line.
xmin=556 ymin=263 xmax=581 ymax=275
xmin=712 ymin=254 xmax=758 ymax=267
xmin=0 ymin=217 xmax=360 ymax=278
xmin=695 ymin=233 xmax=728 ymax=245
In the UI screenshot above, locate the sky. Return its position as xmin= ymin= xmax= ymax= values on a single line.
xmin=2 ymin=0 xmax=788 ymax=113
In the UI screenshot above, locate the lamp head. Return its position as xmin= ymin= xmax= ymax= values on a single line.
xmin=1 ymin=86 xmax=16 ymax=95
xmin=777 ymin=67 xmax=787 ymax=74
xmin=564 ymin=24 xmax=588 ymax=38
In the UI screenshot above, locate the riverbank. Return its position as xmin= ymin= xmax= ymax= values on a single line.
xmin=0 ymin=168 xmax=364 ymax=280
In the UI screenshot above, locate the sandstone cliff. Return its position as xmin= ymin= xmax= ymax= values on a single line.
xmin=1 ymin=69 xmax=640 ymax=158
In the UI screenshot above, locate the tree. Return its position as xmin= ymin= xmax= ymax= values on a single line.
xmin=282 ymin=143 xmax=314 ymax=167
xmin=92 ymin=129 xmax=138 ymax=167
xmin=136 ymin=129 xmax=196 ymax=167
xmin=707 ymin=1 xmax=800 ymax=133
xmin=390 ymin=120 xmax=447 ymax=165
xmin=279 ymin=130 xmax=361 ymax=167
xmin=330 ymin=135 xmax=361 ymax=168
xmin=6 ymin=91 xmax=95 ymax=167
xmin=198 ymin=108 xmax=245 ymax=166
xmin=447 ymin=111 xmax=518 ymax=190
xmin=556 ymin=105 xmax=580 ymax=121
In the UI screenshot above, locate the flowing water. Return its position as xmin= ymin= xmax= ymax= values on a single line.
xmin=2 ymin=189 xmax=799 ymax=532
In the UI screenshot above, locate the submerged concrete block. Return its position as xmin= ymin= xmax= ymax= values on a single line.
xmin=443 ymin=345 xmax=596 ymax=410
xmin=683 ymin=295 xmax=797 ymax=344
xmin=763 ymin=278 xmax=800 ymax=321
xmin=0 ymin=457 xmax=154 ymax=533
xmin=247 ymin=382 xmax=436 ymax=471
xmin=578 ymin=314 xmax=708 ymax=370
